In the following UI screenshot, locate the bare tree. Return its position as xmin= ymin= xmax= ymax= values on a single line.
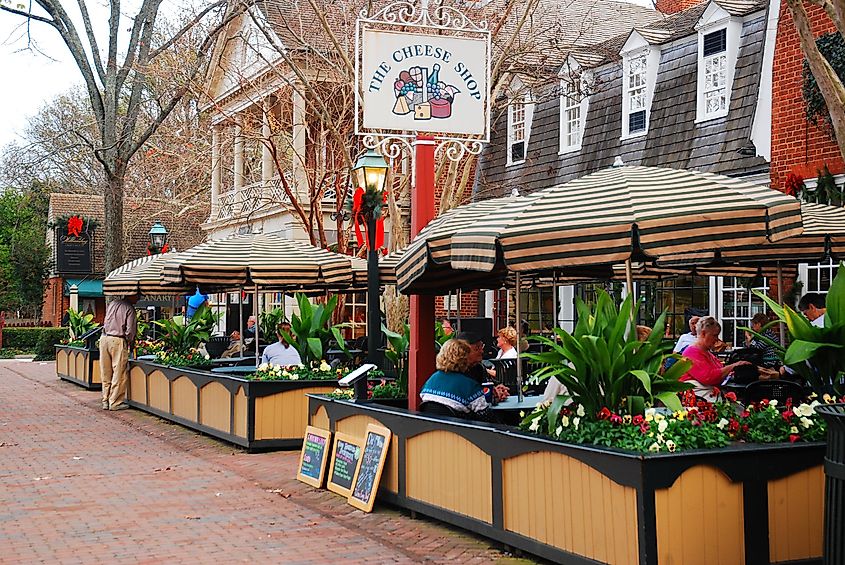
xmin=1 ymin=0 xmax=245 ymax=271
xmin=786 ymin=0 xmax=845 ymax=162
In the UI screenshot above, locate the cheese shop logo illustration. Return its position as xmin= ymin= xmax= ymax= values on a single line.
xmin=391 ymin=64 xmax=460 ymax=120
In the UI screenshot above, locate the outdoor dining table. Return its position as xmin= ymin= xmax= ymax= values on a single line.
xmin=210 ymin=365 xmax=257 ymax=375
xmin=209 ymin=356 xmax=254 ymax=367
xmin=491 ymin=395 xmax=543 ymax=412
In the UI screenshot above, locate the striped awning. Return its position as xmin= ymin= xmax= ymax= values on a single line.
xmin=161 ymin=233 xmax=362 ymax=291
xmin=395 ymin=166 xmax=805 ymax=293
xmin=104 ymin=252 xmax=190 ymax=297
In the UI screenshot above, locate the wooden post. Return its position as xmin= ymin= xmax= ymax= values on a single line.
xmin=408 ymin=135 xmax=436 ymax=410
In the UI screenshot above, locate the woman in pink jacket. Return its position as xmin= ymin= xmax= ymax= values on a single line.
xmin=681 ymin=316 xmax=751 ymax=401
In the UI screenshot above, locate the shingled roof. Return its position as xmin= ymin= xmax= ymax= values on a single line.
xmin=476 ymin=1 xmax=770 ymax=199
xmin=47 ymin=194 xmax=208 ymax=276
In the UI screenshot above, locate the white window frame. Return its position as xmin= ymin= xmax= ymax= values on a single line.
xmin=799 ymin=260 xmax=838 ymax=297
xmin=507 ymin=89 xmax=533 ymax=166
xmin=619 ymin=34 xmax=660 ymax=140
xmin=695 ymin=5 xmax=742 ymax=123
xmin=716 ymin=276 xmax=770 ymax=348
xmin=559 ymin=77 xmax=590 ymax=154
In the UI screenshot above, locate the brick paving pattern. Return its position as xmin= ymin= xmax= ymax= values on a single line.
xmin=0 ymin=360 xmax=535 ymax=564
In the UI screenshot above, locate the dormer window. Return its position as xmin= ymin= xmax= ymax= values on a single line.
xmin=509 ymin=97 xmax=526 ymax=164
xmin=559 ymin=73 xmax=590 ymax=153
xmin=695 ymin=3 xmax=741 ymax=122
xmin=626 ymin=53 xmax=648 ymax=134
xmin=702 ymin=29 xmax=727 ymax=117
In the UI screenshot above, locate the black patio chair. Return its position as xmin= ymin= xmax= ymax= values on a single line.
xmin=418 ymin=401 xmax=463 ymax=418
xmin=745 ymin=379 xmax=807 ymax=405
xmin=205 ymin=336 xmax=229 ymax=359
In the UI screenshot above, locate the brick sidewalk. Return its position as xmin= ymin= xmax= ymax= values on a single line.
xmin=0 ymin=361 xmax=535 ymax=564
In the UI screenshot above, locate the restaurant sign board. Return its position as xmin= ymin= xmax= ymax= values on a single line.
xmin=359 ymin=28 xmax=489 ymax=138
xmin=56 ymin=231 xmax=93 ymax=274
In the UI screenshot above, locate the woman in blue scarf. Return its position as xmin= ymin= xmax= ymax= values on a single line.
xmin=420 ymin=338 xmax=491 ymax=417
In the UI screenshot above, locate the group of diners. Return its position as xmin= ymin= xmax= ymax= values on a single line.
xmin=675 ymin=293 xmax=828 ymax=402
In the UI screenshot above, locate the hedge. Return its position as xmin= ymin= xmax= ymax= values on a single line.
xmin=4 ymin=327 xmax=69 ymax=353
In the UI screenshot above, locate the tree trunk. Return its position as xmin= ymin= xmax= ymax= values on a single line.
xmin=103 ymin=171 xmax=125 ymax=274
xmin=788 ymin=0 xmax=845 ymax=162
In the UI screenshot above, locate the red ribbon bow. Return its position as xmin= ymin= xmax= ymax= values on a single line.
xmin=67 ymin=215 xmax=83 ymax=237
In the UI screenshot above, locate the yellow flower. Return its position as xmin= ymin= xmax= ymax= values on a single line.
xmin=657 ymin=420 xmax=668 ymax=434
xmin=824 ymin=394 xmax=834 ymax=404
xmin=648 ymin=442 xmax=660 ymax=452
xmin=674 ymin=410 xmax=687 ymax=421
xmin=666 ymin=440 xmax=676 ymax=453
xmin=790 ymin=425 xmax=799 ymax=434
xmin=622 ymin=415 xmax=632 ymax=424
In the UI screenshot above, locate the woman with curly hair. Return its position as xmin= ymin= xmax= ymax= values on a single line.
xmin=420 ymin=338 xmax=491 ymax=417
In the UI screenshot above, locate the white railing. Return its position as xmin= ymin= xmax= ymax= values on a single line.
xmin=214 ymin=174 xmax=341 ymax=221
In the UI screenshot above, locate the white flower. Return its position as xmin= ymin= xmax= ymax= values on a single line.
xmin=203 ymin=353 xmax=210 ymax=360
xmin=645 ymin=408 xmax=657 ymax=418
xmin=282 ymin=370 xmax=290 ymax=378
xmin=519 ymin=411 xmax=525 ymax=418
xmin=561 ymin=415 xmax=570 ymax=428
xmin=666 ymin=440 xmax=677 ymax=453
xmin=555 ymin=426 xmax=563 ymax=437
xmin=258 ymin=363 xmax=269 ymax=371
xmin=810 ymin=400 xmax=821 ymax=411
xmin=656 ymin=434 xmax=665 ymax=444
xmin=716 ymin=418 xmax=729 ymax=430
xmin=795 ymin=403 xmax=816 ymax=417
xmin=319 ymin=361 xmax=331 ymax=372
xmin=653 ymin=413 xmax=665 ymax=422
xmin=648 ymin=442 xmax=660 ymax=452
xmin=529 ymin=417 xmax=541 ymax=432
xmin=573 ymin=417 xmax=581 ymax=429
xmin=790 ymin=425 xmax=799 ymax=434
xmin=658 ymin=420 xmax=668 ymax=434
xmin=576 ymin=405 xmax=585 ymax=417
xmin=769 ymin=399 xmax=778 ymax=407
xmin=800 ymin=417 xmax=814 ymax=429
xmin=289 ymin=373 xmax=299 ymax=380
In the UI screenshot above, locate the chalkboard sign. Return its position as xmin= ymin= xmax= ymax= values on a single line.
xmin=327 ymin=433 xmax=363 ymax=498
xmin=296 ymin=426 xmax=332 ymax=488
xmin=348 ymin=424 xmax=392 ymax=512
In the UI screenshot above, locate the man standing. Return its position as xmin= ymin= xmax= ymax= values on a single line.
xmin=798 ymin=293 xmax=827 ymax=328
xmin=100 ymin=294 xmax=138 ymax=410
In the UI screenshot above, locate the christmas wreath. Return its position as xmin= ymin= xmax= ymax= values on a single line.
xmin=49 ymin=214 xmax=99 ymax=236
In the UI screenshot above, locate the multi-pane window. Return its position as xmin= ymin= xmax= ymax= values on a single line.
xmin=720 ymin=277 xmax=769 ymax=347
xmin=508 ymin=97 xmax=526 ymax=163
xmin=627 ymin=53 xmax=648 ymax=134
xmin=561 ymin=82 xmax=583 ymax=149
xmin=702 ymin=28 xmax=728 ymax=117
xmin=653 ymin=276 xmax=710 ymax=339
xmin=802 ymin=260 xmax=837 ymax=295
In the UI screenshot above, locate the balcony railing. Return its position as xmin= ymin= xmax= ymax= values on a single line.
xmin=214 ymin=174 xmax=339 ymax=221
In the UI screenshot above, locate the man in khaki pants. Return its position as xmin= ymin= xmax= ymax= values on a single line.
xmin=100 ymin=294 xmax=138 ymax=410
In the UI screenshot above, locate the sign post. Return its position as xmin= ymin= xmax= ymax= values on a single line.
xmin=355 ymin=1 xmax=490 ymax=411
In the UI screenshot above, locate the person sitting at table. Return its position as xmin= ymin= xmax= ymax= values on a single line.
xmin=244 ymin=315 xmax=263 ymax=343
xmin=673 ymin=316 xmax=700 ymax=354
xmin=485 ymin=327 xmax=518 ymax=378
xmin=681 ymin=316 xmax=751 ymax=401
xmin=420 ymin=338 xmax=492 ymax=419
xmin=456 ymin=331 xmax=509 ymax=402
xmin=745 ymin=313 xmax=781 ymax=369
xmin=221 ymin=330 xmax=244 ymax=358
xmin=798 ymin=293 xmax=827 ymax=328
xmin=261 ymin=322 xmax=302 ymax=366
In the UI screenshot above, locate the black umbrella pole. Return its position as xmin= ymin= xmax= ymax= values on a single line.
xmin=367 ymin=216 xmax=381 ymax=371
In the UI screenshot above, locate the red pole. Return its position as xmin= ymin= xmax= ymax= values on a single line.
xmin=408 ymin=134 xmax=436 ymax=410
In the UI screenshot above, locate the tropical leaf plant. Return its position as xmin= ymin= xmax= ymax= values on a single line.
xmin=525 ymin=290 xmax=691 ymax=424
xmin=259 ymin=308 xmax=286 ymax=338
xmin=382 ymin=323 xmax=410 ymax=395
xmin=154 ymin=304 xmax=219 ymax=354
xmin=278 ymin=293 xmax=347 ymax=365
xmin=749 ymin=262 xmax=845 ymax=395
xmin=67 ymin=308 xmax=99 ymax=339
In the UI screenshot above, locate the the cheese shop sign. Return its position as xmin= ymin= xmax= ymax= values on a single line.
xmin=361 ymin=29 xmax=489 ymax=137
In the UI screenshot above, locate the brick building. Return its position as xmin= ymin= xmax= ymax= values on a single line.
xmin=42 ymin=194 xmax=208 ymax=326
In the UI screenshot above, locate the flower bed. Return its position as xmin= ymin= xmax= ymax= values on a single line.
xmin=246 ymin=361 xmax=342 ymax=381
xmin=55 ymin=344 xmax=101 ymax=389
xmin=126 ymin=359 xmax=338 ymax=450
xmin=308 ymin=395 xmax=825 ymax=565
xmin=154 ymin=348 xmax=213 ymax=370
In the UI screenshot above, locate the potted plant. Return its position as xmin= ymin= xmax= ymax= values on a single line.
xmin=152 ymin=304 xmax=219 ymax=368
xmin=279 ymin=293 xmax=348 ymax=365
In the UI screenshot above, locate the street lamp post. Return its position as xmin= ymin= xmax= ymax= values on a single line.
xmin=148 ymin=221 xmax=169 ymax=253
xmin=352 ymin=149 xmax=388 ymax=378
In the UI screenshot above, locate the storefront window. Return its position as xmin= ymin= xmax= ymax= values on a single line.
xmin=719 ymin=277 xmax=768 ymax=347
xmin=653 ymin=276 xmax=710 ymax=339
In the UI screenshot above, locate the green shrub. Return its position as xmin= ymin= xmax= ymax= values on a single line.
xmin=34 ymin=328 xmax=70 ymax=361
xmin=4 ymin=327 xmax=68 ymax=351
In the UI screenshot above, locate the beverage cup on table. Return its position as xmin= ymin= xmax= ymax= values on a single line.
xmin=482 ymin=382 xmax=495 ymax=405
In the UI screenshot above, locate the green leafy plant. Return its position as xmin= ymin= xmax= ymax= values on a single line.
xmin=249 ymin=360 xmax=346 ymax=381
xmin=259 ymin=308 xmax=286 ymax=337
xmin=434 ymin=321 xmax=452 ymax=348
xmin=279 ymin=293 xmax=347 ymax=366
xmin=803 ymin=32 xmax=845 ymax=140
xmin=382 ymin=323 xmax=409 ymax=395
xmin=154 ymin=304 xmax=219 ymax=354
xmin=525 ymin=290 xmax=692 ymax=420
xmin=155 ymin=348 xmax=212 ymax=369
xmin=750 ymin=262 xmax=845 ymax=395
xmin=67 ymin=308 xmax=99 ymax=339
xmin=371 ymin=381 xmax=404 ymax=399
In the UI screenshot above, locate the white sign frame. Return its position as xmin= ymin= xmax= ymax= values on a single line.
xmin=354 ymin=1 xmax=491 ymax=147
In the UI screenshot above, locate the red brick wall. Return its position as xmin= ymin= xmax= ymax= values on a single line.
xmin=655 ymin=0 xmax=703 ymax=14
xmin=434 ymin=292 xmax=479 ymax=320
xmin=41 ymin=277 xmax=69 ymax=327
xmin=771 ymin=0 xmax=845 ymax=190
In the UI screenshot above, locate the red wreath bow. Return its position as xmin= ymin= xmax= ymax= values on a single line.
xmin=67 ymin=215 xmax=83 ymax=237
xmin=352 ymin=187 xmax=385 ymax=251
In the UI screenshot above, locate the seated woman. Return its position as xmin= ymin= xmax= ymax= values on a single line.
xmin=261 ymin=322 xmax=302 ymax=366
xmin=420 ymin=338 xmax=492 ymax=418
xmin=745 ymin=313 xmax=781 ymax=369
xmin=485 ymin=326 xmax=519 ymax=378
xmin=681 ymin=316 xmax=751 ymax=401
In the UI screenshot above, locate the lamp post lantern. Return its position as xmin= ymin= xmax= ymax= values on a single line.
xmin=148 ymin=221 xmax=168 ymax=253
xmin=352 ymin=149 xmax=388 ymax=384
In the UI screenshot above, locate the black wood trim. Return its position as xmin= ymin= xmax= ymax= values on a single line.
xmin=743 ymin=480 xmax=770 ymax=565
xmin=491 ymin=455 xmax=504 ymax=530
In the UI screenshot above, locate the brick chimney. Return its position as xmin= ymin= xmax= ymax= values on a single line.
xmin=654 ymin=0 xmax=705 ymax=14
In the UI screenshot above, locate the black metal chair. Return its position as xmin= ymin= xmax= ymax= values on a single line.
xmin=205 ymin=336 xmax=230 ymax=359
xmin=745 ymin=379 xmax=807 ymax=405
xmin=418 ymin=401 xmax=463 ymax=418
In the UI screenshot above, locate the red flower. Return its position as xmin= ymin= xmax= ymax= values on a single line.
xmin=741 ymin=411 xmax=750 ymax=418
xmin=785 ymin=397 xmax=793 ymax=408
xmin=610 ymin=413 xmax=622 ymax=424
xmin=597 ymin=407 xmax=612 ymax=420
xmin=724 ymin=392 xmax=737 ymax=402
xmin=782 ymin=410 xmax=794 ymax=422
xmin=741 ymin=424 xmax=749 ymax=434
xmin=761 ymin=399 xmax=769 ymax=407
xmin=67 ymin=215 xmax=84 ymax=237
xmin=729 ymin=419 xmax=740 ymax=433
xmin=789 ymin=434 xmax=800 ymax=443
xmin=639 ymin=423 xmax=649 ymax=434
xmin=632 ymin=415 xmax=644 ymax=425
xmin=712 ymin=386 xmax=721 ymax=398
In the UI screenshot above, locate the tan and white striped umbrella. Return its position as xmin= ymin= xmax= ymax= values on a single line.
xmin=104 ymin=252 xmax=190 ymax=297
xmin=396 ymin=166 xmax=804 ymax=293
xmin=161 ymin=233 xmax=361 ymax=290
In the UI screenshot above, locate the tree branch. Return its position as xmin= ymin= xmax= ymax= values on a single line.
xmin=0 ymin=4 xmax=53 ymax=24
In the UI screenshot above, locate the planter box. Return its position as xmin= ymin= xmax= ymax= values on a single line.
xmin=308 ymin=396 xmax=824 ymax=565
xmin=55 ymin=345 xmax=101 ymax=390
xmin=128 ymin=360 xmax=337 ymax=450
